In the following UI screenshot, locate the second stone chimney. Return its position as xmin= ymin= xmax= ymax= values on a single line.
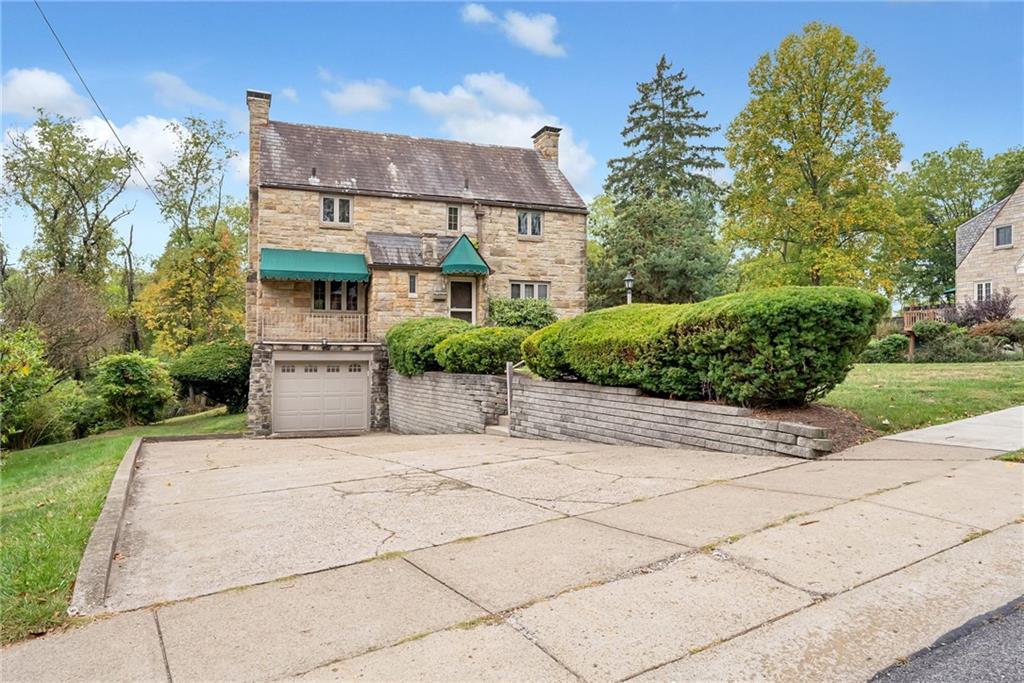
xmin=246 ymin=90 xmax=272 ymax=196
xmin=531 ymin=125 xmax=561 ymax=165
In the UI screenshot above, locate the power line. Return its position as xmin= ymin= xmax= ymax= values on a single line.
xmin=32 ymin=0 xmax=162 ymax=203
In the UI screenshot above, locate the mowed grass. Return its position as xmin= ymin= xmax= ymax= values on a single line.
xmin=822 ymin=361 xmax=1024 ymax=433
xmin=0 ymin=409 xmax=244 ymax=644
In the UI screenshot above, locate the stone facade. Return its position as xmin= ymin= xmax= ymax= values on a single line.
xmin=956 ymin=183 xmax=1024 ymax=317
xmin=249 ymin=187 xmax=587 ymax=341
xmin=388 ymin=370 xmax=507 ymax=434
xmin=246 ymin=343 xmax=389 ymax=436
xmin=509 ymin=375 xmax=832 ymax=459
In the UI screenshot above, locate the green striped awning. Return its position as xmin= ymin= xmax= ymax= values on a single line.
xmin=440 ymin=235 xmax=490 ymax=275
xmin=260 ymin=248 xmax=369 ymax=282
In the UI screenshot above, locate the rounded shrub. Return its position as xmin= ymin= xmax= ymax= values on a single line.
xmin=385 ymin=317 xmax=473 ymax=376
xmin=169 ymin=340 xmax=253 ymax=413
xmin=487 ymin=297 xmax=557 ymax=330
xmin=859 ymin=334 xmax=909 ymax=363
xmin=969 ymin=319 xmax=1024 ymax=345
xmin=435 ymin=326 xmax=530 ymax=374
xmin=91 ymin=352 xmax=174 ymax=425
xmin=522 ymin=286 xmax=888 ymax=406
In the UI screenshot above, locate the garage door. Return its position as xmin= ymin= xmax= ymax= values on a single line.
xmin=273 ymin=361 xmax=369 ymax=433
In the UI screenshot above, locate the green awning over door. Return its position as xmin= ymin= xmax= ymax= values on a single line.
xmin=260 ymin=248 xmax=369 ymax=282
xmin=440 ymin=234 xmax=490 ymax=275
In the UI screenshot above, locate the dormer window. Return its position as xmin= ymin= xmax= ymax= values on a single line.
xmin=321 ymin=195 xmax=351 ymax=226
xmin=447 ymin=206 xmax=460 ymax=231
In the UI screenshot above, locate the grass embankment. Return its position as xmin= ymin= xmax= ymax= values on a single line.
xmin=822 ymin=361 xmax=1024 ymax=434
xmin=1 ymin=409 xmax=244 ymax=644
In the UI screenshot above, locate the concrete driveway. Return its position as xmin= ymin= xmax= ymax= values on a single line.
xmin=5 ymin=432 xmax=1022 ymax=682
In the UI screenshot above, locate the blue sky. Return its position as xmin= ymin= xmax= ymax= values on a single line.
xmin=3 ymin=1 xmax=1022 ymax=261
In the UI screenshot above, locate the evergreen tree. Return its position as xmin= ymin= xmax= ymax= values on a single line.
xmin=605 ymin=55 xmax=723 ymax=201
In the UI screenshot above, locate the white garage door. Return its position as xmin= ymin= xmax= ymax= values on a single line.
xmin=273 ymin=361 xmax=369 ymax=433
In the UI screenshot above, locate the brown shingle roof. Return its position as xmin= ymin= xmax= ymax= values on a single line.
xmin=365 ymin=232 xmax=456 ymax=268
xmin=259 ymin=121 xmax=586 ymax=212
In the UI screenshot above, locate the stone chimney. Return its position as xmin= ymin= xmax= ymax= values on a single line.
xmin=531 ymin=125 xmax=561 ymax=165
xmin=421 ymin=231 xmax=439 ymax=265
xmin=245 ymin=90 xmax=271 ymax=343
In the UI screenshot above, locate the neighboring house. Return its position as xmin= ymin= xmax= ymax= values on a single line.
xmin=955 ymin=181 xmax=1024 ymax=317
xmin=244 ymin=90 xmax=587 ymax=435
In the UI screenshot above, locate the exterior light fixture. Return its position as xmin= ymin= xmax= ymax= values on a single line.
xmin=624 ymin=271 xmax=634 ymax=305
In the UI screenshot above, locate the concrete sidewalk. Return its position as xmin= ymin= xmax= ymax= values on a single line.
xmin=881 ymin=405 xmax=1024 ymax=452
xmin=3 ymin=430 xmax=1021 ymax=682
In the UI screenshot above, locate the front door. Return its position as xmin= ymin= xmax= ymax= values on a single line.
xmin=449 ymin=279 xmax=475 ymax=323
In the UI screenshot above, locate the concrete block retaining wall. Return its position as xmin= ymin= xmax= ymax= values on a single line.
xmin=510 ymin=375 xmax=831 ymax=459
xmin=388 ymin=371 xmax=507 ymax=435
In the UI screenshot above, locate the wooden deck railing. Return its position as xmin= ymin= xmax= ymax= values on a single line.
xmin=902 ymin=307 xmax=949 ymax=332
xmin=258 ymin=310 xmax=367 ymax=342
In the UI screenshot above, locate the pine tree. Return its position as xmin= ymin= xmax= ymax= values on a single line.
xmin=605 ymin=55 xmax=723 ymax=201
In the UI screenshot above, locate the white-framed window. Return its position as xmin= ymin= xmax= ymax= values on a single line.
xmin=320 ymin=195 xmax=352 ymax=225
xmin=449 ymin=279 xmax=476 ymax=323
xmin=312 ymin=280 xmax=359 ymax=312
xmin=510 ymin=281 xmax=549 ymax=300
xmin=447 ymin=206 xmax=460 ymax=231
xmin=995 ymin=225 xmax=1013 ymax=247
xmin=408 ymin=273 xmax=417 ymax=296
xmin=976 ymin=282 xmax=992 ymax=302
xmin=517 ymin=210 xmax=543 ymax=236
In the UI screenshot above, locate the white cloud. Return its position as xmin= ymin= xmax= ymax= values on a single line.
xmin=501 ymin=11 xmax=566 ymax=58
xmin=77 ymin=114 xmax=180 ymax=185
xmin=461 ymin=3 xmax=495 ymax=24
xmin=281 ymin=87 xmax=298 ymax=102
xmin=323 ymin=79 xmax=399 ymax=114
xmin=317 ymin=67 xmax=333 ymax=83
xmin=409 ymin=73 xmax=595 ymax=196
xmin=145 ymin=72 xmax=225 ymax=111
xmin=1 ymin=68 xmax=91 ymax=117
xmin=460 ymin=5 xmax=566 ymax=58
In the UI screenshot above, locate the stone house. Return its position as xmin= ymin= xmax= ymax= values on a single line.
xmin=244 ymin=90 xmax=587 ymax=435
xmin=955 ymin=181 xmax=1024 ymax=317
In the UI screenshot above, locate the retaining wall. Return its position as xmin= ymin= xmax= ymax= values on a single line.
xmin=510 ymin=375 xmax=831 ymax=458
xmin=388 ymin=370 xmax=507 ymax=435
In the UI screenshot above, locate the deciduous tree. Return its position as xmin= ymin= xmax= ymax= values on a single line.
xmin=724 ymin=23 xmax=917 ymax=293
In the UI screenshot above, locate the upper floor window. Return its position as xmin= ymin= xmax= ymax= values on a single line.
xmin=976 ymin=282 xmax=992 ymax=302
xmin=313 ymin=280 xmax=359 ymax=312
xmin=447 ymin=206 xmax=460 ymax=231
xmin=510 ymin=281 xmax=549 ymax=300
xmin=995 ymin=225 xmax=1013 ymax=247
xmin=321 ymin=195 xmax=351 ymax=225
xmin=408 ymin=273 xmax=417 ymax=295
xmin=517 ymin=210 xmax=542 ymax=237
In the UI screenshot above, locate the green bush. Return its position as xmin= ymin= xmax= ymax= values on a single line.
xmin=523 ymin=286 xmax=887 ymax=406
xmin=0 ymin=326 xmax=57 ymax=446
xmin=487 ymin=297 xmax=558 ymax=329
xmin=169 ymin=340 xmax=252 ymax=413
xmin=914 ymin=326 xmax=1007 ymax=363
xmin=385 ymin=317 xmax=473 ymax=375
xmin=860 ymin=334 xmax=908 ymax=363
xmin=8 ymin=380 xmax=94 ymax=450
xmin=435 ymin=326 xmax=530 ymax=374
xmin=520 ymin=319 xmax=573 ymax=380
xmin=91 ymin=352 xmax=174 ymax=425
xmin=912 ymin=320 xmax=954 ymax=345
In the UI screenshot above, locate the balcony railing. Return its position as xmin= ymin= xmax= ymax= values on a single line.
xmin=258 ymin=310 xmax=367 ymax=343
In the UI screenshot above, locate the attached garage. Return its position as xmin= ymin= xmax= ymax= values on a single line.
xmin=272 ymin=358 xmax=369 ymax=433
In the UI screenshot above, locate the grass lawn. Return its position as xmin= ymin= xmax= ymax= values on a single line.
xmin=822 ymin=361 xmax=1024 ymax=434
xmin=0 ymin=409 xmax=244 ymax=644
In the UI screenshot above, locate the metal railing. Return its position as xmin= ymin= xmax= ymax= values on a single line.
xmin=258 ymin=310 xmax=367 ymax=342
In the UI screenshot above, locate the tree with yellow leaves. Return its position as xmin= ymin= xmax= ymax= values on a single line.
xmin=724 ymin=22 xmax=923 ymax=294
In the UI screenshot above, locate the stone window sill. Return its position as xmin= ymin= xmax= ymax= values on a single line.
xmin=993 ymin=243 xmax=1014 ymax=250
xmin=517 ymin=235 xmax=544 ymax=242
xmin=320 ymin=223 xmax=354 ymax=231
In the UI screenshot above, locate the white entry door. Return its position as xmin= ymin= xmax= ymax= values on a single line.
xmin=273 ymin=361 xmax=369 ymax=432
xmin=449 ymin=279 xmax=476 ymax=323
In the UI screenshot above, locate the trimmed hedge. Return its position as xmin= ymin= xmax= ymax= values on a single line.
xmin=435 ymin=326 xmax=530 ymax=374
xmin=169 ymin=340 xmax=253 ymax=413
xmin=386 ymin=317 xmax=473 ymax=375
xmin=487 ymin=297 xmax=558 ymax=329
xmin=860 ymin=334 xmax=909 ymax=363
xmin=522 ymin=286 xmax=888 ymax=406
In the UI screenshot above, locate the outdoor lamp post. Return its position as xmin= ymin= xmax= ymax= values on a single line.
xmin=624 ymin=271 xmax=634 ymax=305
